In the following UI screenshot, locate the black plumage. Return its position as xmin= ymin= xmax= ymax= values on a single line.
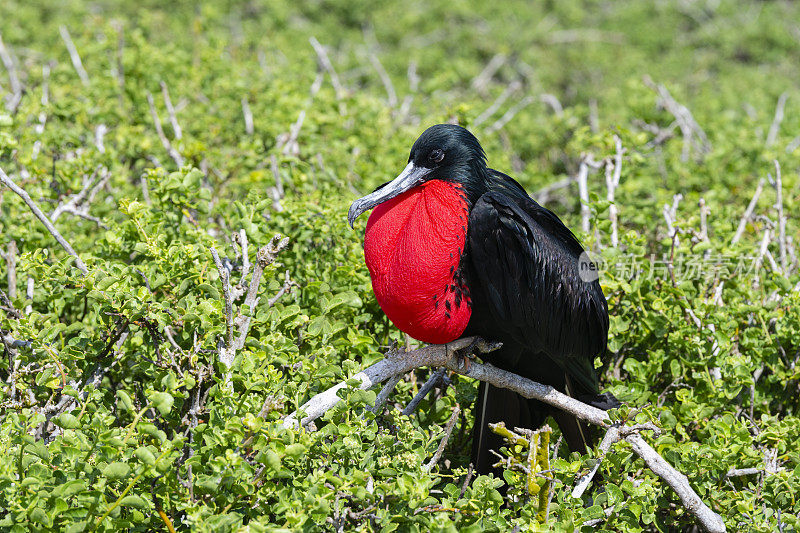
xmin=463 ymin=170 xmax=616 ymax=473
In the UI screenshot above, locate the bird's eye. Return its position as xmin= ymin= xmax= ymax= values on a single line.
xmin=429 ymin=149 xmax=445 ymax=164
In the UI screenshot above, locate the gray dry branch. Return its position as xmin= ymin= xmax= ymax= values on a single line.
xmin=211 ymin=233 xmax=291 ymax=386
xmin=284 ymin=337 xmax=726 ymax=533
xmin=0 ymin=166 xmax=89 ymax=274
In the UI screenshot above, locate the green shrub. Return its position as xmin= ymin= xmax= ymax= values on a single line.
xmin=1 ymin=0 xmax=799 ymax=531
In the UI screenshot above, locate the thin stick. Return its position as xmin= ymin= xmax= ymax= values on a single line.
xmin=765 ymin=93 xmax=788 ymax=148
xmin=268 ymin=154 xmax=284 ymax=212
xmin=59 ymin=26 xmax=89 ymax=86
xmin=0 ymin=167 xmax=88 ymax=274
xmin=25 ymin=275 xmax=33 ymax=314
xmin=401 ymin=368 xmax=445 ymax=415
xmin=0 ymin=33 xmax=22 ymax=112
xmin=535 ymin=176 xmax=574 ymax=204
xmin=539 ymin=94 xmax=564 ymax=116
xmin=486 ymin=95 xmax=535 ymax=134
xmin=146 ymin=91 xmax=184 ymax=167
xmin=644 ymin=76 xmax=710 ymax=161
xmin=753 ymin=228 xmax=772 ymax=287
xmin=6 ymin=240 xmax=16 ymax=299
xmin=472 ymin=53 xmax=506 ymax=95
xmin=572 ymin=425 xmax=620 ymax=498
xmin=474 ymin=80 xmax=521 ymax=127
xmin=160 ymin=81 xmax=182 ymax=140
xmin=283 ymin=338 xmax=725 ymax=533
xmin=576 ymin=154 xmax=601 ymax=234
xmin=369 ymin=374 xmax=402 ymax=413
xmin=605 ymin=135 xmax=624 ymax=247
xmin=424 ymin=404 xmax=461 ymax=472
xmin=366 ymin=51 xmax=397 ymax=108
xmin=209 ymin=247 xmax=235 ymax=365
xmin=309 ymin=37 xmax=345 ymax=98
xmin=241 ymin=97 xmax=254 ymax=135
xmin=725 ymin=467 xmax=761 ymax=478
xmin=732 ymin=178 xmax=765 ymax=245
xmin=771 ymin=160 xmax=787 ymax=273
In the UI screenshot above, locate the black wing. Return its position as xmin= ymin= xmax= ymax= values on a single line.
xmin=467 ymin=189 xmax=608 ymax=394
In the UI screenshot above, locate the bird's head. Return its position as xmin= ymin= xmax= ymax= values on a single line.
xmin=348 ymin=124 xmax=488 ymax=227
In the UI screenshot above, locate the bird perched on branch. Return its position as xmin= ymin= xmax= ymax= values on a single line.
xmin=348 ymin=124 xmax=618 ymax=475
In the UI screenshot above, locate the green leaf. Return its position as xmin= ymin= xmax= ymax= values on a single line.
xmin=102 ymin=462 xmax=131 ymax=480
xmin=54 ymin=413 xmax=80 ymax=429
xmin=117 ymin=390 xmax=134 ymax=412
xmin=149 ymin=392 xmax=174 ymax=415
xmin=134 ymin=447 xmax=156 ymax=466
xmin=119 ymin=495 xmax=150 ymax=509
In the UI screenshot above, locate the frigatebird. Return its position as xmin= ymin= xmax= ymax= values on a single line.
xmin=348 ymin=124 xmax=617 ymax=474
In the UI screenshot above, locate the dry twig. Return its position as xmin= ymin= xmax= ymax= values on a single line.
xmin=283 ymin=338 xmax=726 ymax=532
xmin=59 ymin=26 xmax=90 ymax=86
xmin=424 ymin=404 xmax=461 ymax=472
xmin=0 ymin=166 xmax=88 ymax=274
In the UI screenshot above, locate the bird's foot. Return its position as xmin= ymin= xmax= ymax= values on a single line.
xmin=453 ymin=337 xmax=482 ymax=372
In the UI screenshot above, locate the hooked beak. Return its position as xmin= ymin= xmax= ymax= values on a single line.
xmin=347 ymin=162 xmax=431 ymax=227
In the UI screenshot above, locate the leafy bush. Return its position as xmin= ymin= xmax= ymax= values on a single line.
xmin=0 ymin=0 xmax=798 ymax=531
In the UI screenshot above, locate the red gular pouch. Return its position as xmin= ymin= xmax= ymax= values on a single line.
xmin=364 ymin=179 xmax=472 ymax=344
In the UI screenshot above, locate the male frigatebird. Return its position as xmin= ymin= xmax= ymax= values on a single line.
xmin=348 ymin=124 xmax=617 ymax=474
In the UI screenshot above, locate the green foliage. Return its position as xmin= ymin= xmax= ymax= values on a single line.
xmin=1 ymin=0 xmax=799 ymax=531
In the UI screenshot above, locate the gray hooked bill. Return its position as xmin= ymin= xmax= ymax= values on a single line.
xmin=347 ymin=162 xmax=432 ymax=228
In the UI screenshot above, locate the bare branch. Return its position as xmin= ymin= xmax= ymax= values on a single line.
xmin=0 ymin=167 xmax=88 ymax=274
xmin=644 ymin=76 xmax=710 ymax=161
xmin=663 ymin=194 xmax=683 ymax=248
xmin=267 ymin=270 xmax=293 ymax=308
xmin=363 ymin=29 xmax=397 ymax=108
xmin=605 ymin=135 xmax=625 ymax=247
xmin=241 ymin=97 xmax=254 ymax=135
xmin=572 ymin=425 xmax=620 ymax=498
xmin=765 ymin=92 xmax=788 ymax=148
xmin=146 ymin=91 xmax=184 ymax=167
xmin=401 ymin=368 xmax=445 ymax=416
xmin=31 ymin=64 xmax=51 ymax=161
xmin=0 ymin=32 xmax=22 ymax=112
xmin=210 ymin=247 xmax=235 ymax=370
xmin=24 ymin=275 xmax=33 ymax=315
xmin=539 ymin=94 xmax=564 ymax=116
xmin=94 ymin=124 xmax=107 ymax=153
xmin=5 ymin=240 xmax=16 ymax=299
xmin=268 ymin=154 xmax=284 ymax=212
xmin=753 ymin=227 xmax=772 ymax=288
xmin=732 ymin=178 xmax=765 ymax=245
xmin=211 ymin=235 xmax=289 ymax=384
xmin=59 ymin=26 xmax=89 ymax=86
xmin=577 ymin=154 xmax=602 ymax=234
xmin=769 ymin=160 xmax=787 ymax=273
xmin=309 ymin=37 xmax=345 ymax=99
xmin=725 ymin=467 xmax=761 ymax=478
xmin=535 ymin=176 xmax=574 ymax=204
xmin=698 ymin=198 xmax=709 ymax=244
xmin=369 ymin=374 xmax=402 ymax=413
xmin=283 ymin=338 xmax=725 ymax=532
xmin=474 ymin=80 xmax=521 ymax=127
xmin=486 ymin=95 xmax=535 ymax=134
xmin=424 ymin=404 xmax=461 ymax=472
xmin=626 ymin=434 xmax=724 ymax=532
xmin=472 ymin=53 xmax=506 ymax=95
xmin=51 ymin=166 xmax=109 ymax=228
xmin=160 ymin=81 xmax=182 ymax=140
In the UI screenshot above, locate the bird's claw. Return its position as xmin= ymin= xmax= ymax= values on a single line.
xmin=453 ymin=337 xmax=481 ymax=372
